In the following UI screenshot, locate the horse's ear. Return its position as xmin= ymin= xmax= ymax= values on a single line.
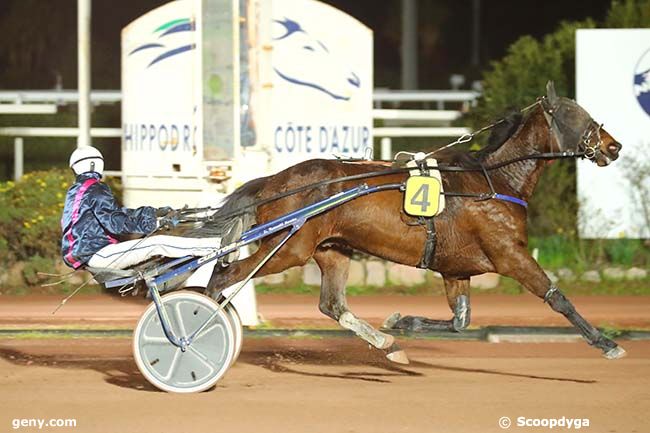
xmin=546 ymin=81 xmax=558 ymax=104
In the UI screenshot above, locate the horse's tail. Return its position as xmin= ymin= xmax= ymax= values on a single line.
xmin=214 ymin=176 xmax=267 ymax=228
xmin=183 ymin=176 xmax=267 ymax=238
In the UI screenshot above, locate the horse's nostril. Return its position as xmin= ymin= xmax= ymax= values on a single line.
xmin=608 ymin=144 xmax=619 ymax=153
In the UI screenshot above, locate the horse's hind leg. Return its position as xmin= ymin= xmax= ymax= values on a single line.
xmin=313 ymin=246 xmax=409 ymax=364
xmin=383 ymin=277 xmax=471 ymax=332
xmin=206 ymin=232 xmax=314 ymax=298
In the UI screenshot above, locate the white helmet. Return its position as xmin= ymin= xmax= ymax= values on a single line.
xmin=69 ymin=146 xmax=104 ymax=176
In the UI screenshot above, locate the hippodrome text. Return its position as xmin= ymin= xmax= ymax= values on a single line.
xmin=122 ymin=123 xmax=370 ymax=156
xmin=273 ymin=124 xmax=370 ymax=154
xmin=123 ymin=123 xmax=196 ymax=152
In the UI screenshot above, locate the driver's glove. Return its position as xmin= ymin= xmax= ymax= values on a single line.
xmin=155 ymin=206 xmax=174 ymax=217
xmin=157 ymin=210 xmax=180 ymax=229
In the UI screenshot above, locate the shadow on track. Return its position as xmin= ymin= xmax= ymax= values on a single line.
xmin=238 ymin=349 xmax=421 ymax=383
xmin=0 ymin=347 xmax=161 ymax=392
xmin=407 ymin=360 xmax=597 ymax=384
xmin=0 ymin=338 xmax=598 ymax=390
xmin=236 ymin=341 xmax=598 ymax=385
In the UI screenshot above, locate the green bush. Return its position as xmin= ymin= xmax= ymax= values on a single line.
xmin=22 ymin=255 xmax=58 ymax=285
xmin=604 ymin=239 xmax=645 ymax=266
xmin=606 ymin=0 xmax=650 ymax=27
xmin=529 ymin=236 xmax=650 ymax=270
xmin=0 ymin=169 xmax=71 ymax=264
xmin=469 ymin=19 xmax=594 ymax=128
xmin=0 ymin=169 xmax=125 ymax=269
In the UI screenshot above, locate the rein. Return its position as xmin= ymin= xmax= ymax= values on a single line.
xmin=181 ymin=150 xmax=586 ymax=223
xmin=181 ymin=95 xmax=603 ymax=224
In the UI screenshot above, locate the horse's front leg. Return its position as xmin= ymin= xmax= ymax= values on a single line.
xmin=383 ymin=276 xmax=471 ymax=332
xmin=493 ymin=247 xmax=626 ymax=359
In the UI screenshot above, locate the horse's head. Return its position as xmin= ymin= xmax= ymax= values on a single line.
xmin=541 ymin=81 xmax=622 ymax=166
xmin=272 ymin=18 xmax=361 ymax=101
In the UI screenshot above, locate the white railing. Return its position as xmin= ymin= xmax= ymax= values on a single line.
xmin=0 ymin=127 xmax=121 ymax=137
xmin=0 ymin=104 xmax=58 ymax=114
xmin=1 ymin=89 xmax=479 ymax=108
xmin=0 ymin=127 xmax=121 ymax=181
xmin=0 ymin=90 xmax=122 ymax=104
xmin=373 ymin=89 xmax=479 ymax=110
xmin=0 ymin=88 xmax=479 ymax=179
xmin=373 ymin=108 xmax=461 ymax=123
xmin=373 ymin=90 xmax=477 ymax=159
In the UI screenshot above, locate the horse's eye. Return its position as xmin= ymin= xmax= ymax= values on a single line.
xmin=303 ymin=45 xmax=315 ymax=51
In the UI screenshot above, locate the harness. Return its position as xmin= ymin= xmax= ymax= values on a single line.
xmin=413 ymin=159 xmax=438 ymax=269
xmin=177 ymin=93 xmax=607 ymax=270
xmin=405 ymin=156 xmax=530 ymax=268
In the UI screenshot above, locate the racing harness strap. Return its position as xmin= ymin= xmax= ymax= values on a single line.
xmin=412 ymin=159 xmax=438 ymax=269
xmin=418 ymin=217 xmax=436 ymax=269
xmin=408 ymin=158 xmax=528 ymax=269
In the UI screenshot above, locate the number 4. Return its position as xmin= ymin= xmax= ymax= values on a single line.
xmin=410 ymin=184 xmax=430 ymax=212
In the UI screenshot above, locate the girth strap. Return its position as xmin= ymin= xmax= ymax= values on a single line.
xmin=417 ymin=216 xmax=437 ymax=269
xmin=413 ymin=158 xmax=438 ymax=269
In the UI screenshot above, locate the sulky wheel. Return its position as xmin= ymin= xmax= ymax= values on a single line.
xmin=133 ymin=291 xmax=235 ymax=393
xmin=223 ymin=303 xmax=243 ymax=366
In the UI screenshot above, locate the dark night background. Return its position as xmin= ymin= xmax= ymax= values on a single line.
xmin=0 ymin=0 xmax=612 ymax=90
xmin=0 ymin=0 xmax=614 ymax=178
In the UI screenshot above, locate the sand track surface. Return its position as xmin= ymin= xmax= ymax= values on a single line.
xmin=0 ymin=337 xmax=648 ymax=433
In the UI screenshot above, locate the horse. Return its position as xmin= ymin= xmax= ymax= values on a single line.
xmin=201 ymin=82 xmax=625 ymax=364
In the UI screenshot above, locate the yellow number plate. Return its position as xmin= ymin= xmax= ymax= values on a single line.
xmin=403 ymin=176 xmax=441 ymax=217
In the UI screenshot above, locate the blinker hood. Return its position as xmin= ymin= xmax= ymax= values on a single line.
xmin=542 ymin=82 xmax=594 ymax=152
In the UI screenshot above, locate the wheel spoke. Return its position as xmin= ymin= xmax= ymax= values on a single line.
xmin=173 ymin=302 xmax=188 ymax=337
xmin=193 ymin=322 xmax=224 ymax=342
xmin=142 ymin=335 xmax=172 ymax=345
xmin=188 ymin=346 xmax=217 ymax=372
xmin=164 ymin=347 xmax=182 ymax=380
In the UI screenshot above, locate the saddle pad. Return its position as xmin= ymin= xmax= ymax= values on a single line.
xmin=404 ymin=158 xmax=445 ymax=217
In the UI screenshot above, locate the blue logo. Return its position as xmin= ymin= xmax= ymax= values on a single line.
xmin=128 ymin=18 xmax=195 ymax=68
xmin=634 ymin=47 xmax=650 ymax=117
xmin=272 ymin=18 xmax=361 ymax=101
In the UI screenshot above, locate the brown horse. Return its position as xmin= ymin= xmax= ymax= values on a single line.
xmin=204 ymin=83 xmax=625 ymax=363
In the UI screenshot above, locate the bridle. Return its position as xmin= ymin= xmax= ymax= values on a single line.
xmin=580 ymin=122 xmax=604 ymax=162
xmin=539 ymin=96 xmax=604 ymax=163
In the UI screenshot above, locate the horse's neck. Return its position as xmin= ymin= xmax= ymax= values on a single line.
xmin=483 ymin=109 xmax=551 ymax=200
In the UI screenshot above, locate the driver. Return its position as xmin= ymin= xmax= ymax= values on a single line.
xmin=60 ymin=146 xmax=240 ymax=270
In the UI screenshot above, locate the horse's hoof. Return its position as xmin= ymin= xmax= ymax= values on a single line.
xmin=382 ymin=312 xmax=401 ymax=330
xmin=603 ymin=346 xmax=627 ymax=360
xmin=385 ymin=343 xmax=409 ymax=365
xmin=378 ymin=333 xmax=395 ymax=350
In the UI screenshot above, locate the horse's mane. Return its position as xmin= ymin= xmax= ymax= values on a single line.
xmin=435 ymin=111 xmax=523 ymax=168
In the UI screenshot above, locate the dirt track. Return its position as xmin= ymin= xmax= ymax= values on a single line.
xmin=0 ymin=337 xmax=649 ymax=433
xmin=1 ymin=294 xmax=649 ymax=328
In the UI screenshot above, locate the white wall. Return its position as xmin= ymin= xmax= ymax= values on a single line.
xmin=576 ymin=29 xmax=650 ymax=239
